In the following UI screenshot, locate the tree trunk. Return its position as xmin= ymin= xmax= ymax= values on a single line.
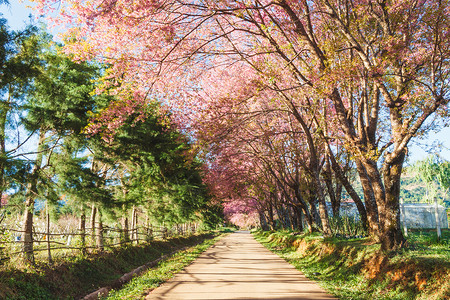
xmin=284 ymin=205 xmax=292 ymax=230
xmin=122 ymin=216 xmax=130 ymax=244
xmin=22 ymin=196 xmax=35 ymax=263
xmin=162 ymin=225 xmax=168 ymax=239
xmin=326 ymin=146 xmax=369 ymax=231
xmin=293 ymin=186 xmax=313 ymax=232
xmin=96 ymin=209 xmax=104 ymax=251
xmin=149 ymin=223 xmax=153 ymax=241
xmin=145 ymin=213 xmax=151 ymax=242
xmin=79 ymin=208 xmax=86 ymax=255
xmin=379 ymin=151 xmax=407 ymax=250
xmin=131 ymin=206 xmax=136 ymax=242
xmin=323 ymin=158 xmax=340 ymax=217
xmin=46 ymin=202 xmax=52 ymax=264
xmin=134 ymin=209 xmax=139 ymax=244
xmin=288 ymin=100 xmax=331 ymax=235
xmin=316 ymin=189 xmax=332 ymax=235
xmin=354 ymin=159 xmax=380 ymax=236
xmin=0 ymin=97 xmax=10 ymax=207
xmin=292 ymin=205 xmax=304 ymax=232
xmin=335 ymin=183 xmax=343 ymax=214
xmin=259 ymin=212 xmax=269 ymax=230
xmin=289 ymin=206 xmax=297 ymax=230
xmin=275 ymin=205 xmax=286 ymax=229
xmin=90 ymin=204 xmax=97 ymax=246
xmin=308 ymin=194 xmax=322 ymax=231
xmin=267 ymin=202 xmax=275 ymax=230
xmin=21 ymin=129 xmax=46 ymax=263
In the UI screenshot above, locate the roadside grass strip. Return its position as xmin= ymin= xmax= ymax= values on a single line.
xmin=254 ymin=230 xmax=449 ymax=300
xmin=105 ymin=234 xmax=223 ymax=299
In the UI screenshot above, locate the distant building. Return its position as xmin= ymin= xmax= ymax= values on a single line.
xmin=401 ymin=203 xmax=448 ymax=229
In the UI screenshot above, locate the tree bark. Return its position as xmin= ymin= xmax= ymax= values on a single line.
xmin=96 ymin=209 xmax=104 ymax=251
xmin=21 ymin=129 xmax=46 ymax=263
xmin=259 ymin=212 xmax=269 ymax=230
xmin=122 ymin=216 xmax=130 ymax=244
xmin=289 ymin=101 xmax=331 ymax=235
xmin=293 ymin=187 xmax=313 ymax=232
xmin=134 ymin=209 xmax=139 ymax=244
xmin=292 ymin=205 xmax=304 ymax=232
xmin=267 ymin=202 xmax=274 ymax=230
xmin=323 ymin=158 xmax=340 ymax=218
xmin=324 ymin=140 xmax=370 ymax=231
xmin=46 ymin=202 xmax=52 ymax=264
xmin=130 ymin=206 xmax=136 ymax=242
xmin=354 ymin=159 xmax=380 ymax=236
xmin=90 ymin=204 xmax=97 ymax=246
xmin=22 ymin=195 xmax=35 ymax=263
xmin=0 ymin=97 xmax=10 ymax=207
xmin=379 ymin=151 xmax=407 ymax=250
xmin=79 ymin=208 xmax=86 ymax=255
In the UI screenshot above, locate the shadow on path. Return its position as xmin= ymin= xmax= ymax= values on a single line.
xmin=146 ymin=231 xmax=337 ymax=300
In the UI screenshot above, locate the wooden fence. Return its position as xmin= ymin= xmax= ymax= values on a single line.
xmin=0 ymin=216 xmax=199 ymax=264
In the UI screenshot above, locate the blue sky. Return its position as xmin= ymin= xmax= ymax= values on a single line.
xmin=1 ymin=0 xmax=36 ymax=30
xmin=2 ymin=0 xmax=450 ymax=164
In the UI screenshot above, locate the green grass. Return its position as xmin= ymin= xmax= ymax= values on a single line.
xmin=105 ymin=234 xmax=223 ymax=299
xmin=254 ymin=229 xmax=450 ymax=300
xmin=0 ymin=233 xmax=221 ymax=300
xmin=399 ymin=229 xmax=450 ymax=259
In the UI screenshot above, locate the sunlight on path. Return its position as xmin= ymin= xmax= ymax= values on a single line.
xmin=146 ymin=231 xmax=337 ymax=300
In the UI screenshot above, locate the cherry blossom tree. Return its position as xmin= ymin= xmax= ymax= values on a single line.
xmin=32 ymin=0 xmax=450 ymax=249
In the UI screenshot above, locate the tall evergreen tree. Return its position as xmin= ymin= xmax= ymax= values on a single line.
xmin=0 ymin=19 xmax=40 ymax=206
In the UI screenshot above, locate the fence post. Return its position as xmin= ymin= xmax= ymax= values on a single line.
xmin=400 ymin=198 xmax=408 ymax=237
xmin=434 ymin=197 xmax=441 ymax=242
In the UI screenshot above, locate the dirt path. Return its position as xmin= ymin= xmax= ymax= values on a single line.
xmin=146 ymin=231 xmax=337 ymax=299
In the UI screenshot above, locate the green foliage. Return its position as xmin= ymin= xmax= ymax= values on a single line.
xmin=200 ymin=203 xmax=224 ymax=230
xmin=0 ymin=20 xmax=41 ymax=197
xmin=410 ymin=155 xmax=450 ymax=203
xmin=345 ymin=163 xmax=448 ymax=204
xmin=23 ymin=45 xmax=104 ymax=134
xmin=0 ymin=21 xmax=216 ymax=226
xmin=0 ymin=20 xmax=221 ymax=269
xmin=96 ymin=105 xmax=212 ymax=225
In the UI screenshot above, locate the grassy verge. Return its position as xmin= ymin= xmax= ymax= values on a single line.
xmin=0 ymin=232 xmax=223 ymax=300
xmin=254 ymin=229 xmax=449 ymax=300
xmin=105 ymin=234 xmax=224 ymax=299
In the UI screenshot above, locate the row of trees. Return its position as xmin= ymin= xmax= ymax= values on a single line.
xmin=0 ymin=15 xmax=220 ymax=263
xmin=34 ymin=0 xmax=450 ymax=250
